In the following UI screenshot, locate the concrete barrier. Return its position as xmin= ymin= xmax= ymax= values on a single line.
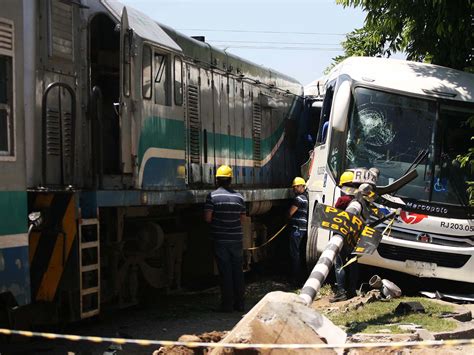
xmin=211 ymin=291 xmax=346 ymax=354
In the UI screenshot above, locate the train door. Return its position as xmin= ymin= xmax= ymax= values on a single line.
xmin=234 ymin=79 xmax=244 ymax=185
xmin=220 ymin=76 xmax=230 ymax=165
xmin=212 ymin=73 xmax=222 ymax=169
xmin=119 ymin=7 xmax=134 ymax=174
xmin=186 ymin=64 xmax=202 ymax=184
xmin=200 ymin=69 xmax=214 ymax=185
xmin=228 ymin=77 xmax=237 ymax=176
xmin=89 ymin=13 xmax=120 ymax=181
xmin=243 ymin=82 xmax=253 ymax=185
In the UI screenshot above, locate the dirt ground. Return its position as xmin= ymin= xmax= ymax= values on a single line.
xmin=1 ymin=273 xmax=472 ymax=355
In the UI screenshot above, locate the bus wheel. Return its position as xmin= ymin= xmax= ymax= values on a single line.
xmin=306 ymin=226 xmax=320 ymax=269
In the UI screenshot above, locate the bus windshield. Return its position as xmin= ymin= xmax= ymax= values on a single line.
xmin=344 ymin=87 xmax=474 ymax=207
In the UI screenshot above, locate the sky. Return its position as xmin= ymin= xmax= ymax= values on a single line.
xmin=120 ymin=0 xmax=366 ymax=85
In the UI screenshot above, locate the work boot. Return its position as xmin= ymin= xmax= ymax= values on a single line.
xmin=329 ymin=290 xmax=347 ymax=303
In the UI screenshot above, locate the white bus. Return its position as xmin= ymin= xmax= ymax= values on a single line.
xmin=305 ymin=57 xmax=474 ymax=284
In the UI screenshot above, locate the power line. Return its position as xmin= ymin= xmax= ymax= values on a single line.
xmin=208 ymin=39 xmax=341 ymax=46
xmin=177 ymin=28 xmax=346 ymax=36
xmin=216 ymin=45 xmax=343 ymax=51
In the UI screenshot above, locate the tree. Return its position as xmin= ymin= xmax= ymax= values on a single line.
xmin=334 ymin=0 xmax=473 ymax=71
xmin=456 ymin=117 xmax=474 ymax=206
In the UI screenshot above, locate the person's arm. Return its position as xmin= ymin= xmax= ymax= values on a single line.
xmin=204 ymin=194 xmax=213 ymax=223
xmin=240 ymin=195 xmax=246 ymax=224
xmin=287 ymin=204 xmax=298 ymax=219
xmin=204 ymin=210 xmax=213 ymax=223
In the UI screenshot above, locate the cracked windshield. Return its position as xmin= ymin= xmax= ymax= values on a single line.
xmin=345 ymin=87 xmax=474 ymax=206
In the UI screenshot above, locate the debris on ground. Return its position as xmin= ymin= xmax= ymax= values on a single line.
xmin=154 ymin=331 xmax=227 ymax=354
xmin=395 ymin=301 xmax=425 ymax=315
xmin=211 ymin=291 xmax=346 ymax=355
xmin=420 ymin=291 xmax=474 ymax=303
xmin=369 ymin=275 xmax=402 ymax=299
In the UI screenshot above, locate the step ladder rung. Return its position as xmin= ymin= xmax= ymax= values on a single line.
xmin=80 ymin=218 xmax=99 ymax=226
xmin=81 ymin=309 xmax=100 ymax=318
xmin=79 ymin=219 xmax=100 ymax=319
xmin=81 ymin=286 xmax=99 ymax=296
xmin=81 ymin=264 xmax=99 ymax=273
xmin=81 ymin=241 xmax=99 ymax=249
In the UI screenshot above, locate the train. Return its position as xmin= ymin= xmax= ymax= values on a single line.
xmin=0 ymin=0 xmax=304 ymax=326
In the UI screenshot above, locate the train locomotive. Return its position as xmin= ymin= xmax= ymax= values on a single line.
xmin=0 ymin=0 xmax=303 ymax=325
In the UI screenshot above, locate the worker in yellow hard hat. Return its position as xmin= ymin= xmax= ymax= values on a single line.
xmin=339 ymin=170 xmax=354 ymax=187
xmin=204 ymin=165 xmax=246 ymax=312
xmin=287 ymin=177 xmax=308 ymax=286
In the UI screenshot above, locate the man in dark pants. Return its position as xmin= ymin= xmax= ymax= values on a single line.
xmin=287 ymin=177 xmax=309 ymax=286
xmin=204 ymin=165 xmax=246 ymax=312
xmin=330 ymin=170 xmax=359 ymax=302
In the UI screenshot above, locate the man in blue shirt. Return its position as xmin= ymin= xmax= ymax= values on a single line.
xmin=287 ymin=177 xmax=309 ymax=286
xmin=204 ymin=165 xmax=246 ymax=312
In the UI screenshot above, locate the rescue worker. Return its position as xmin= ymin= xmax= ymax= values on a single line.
xmin=204 ymin=165 xmax=246 ymax=312
xmin=287 ymin=177 xmax=309 ymax=286
xmin=330 ymin=170 xmax=359 ymax=302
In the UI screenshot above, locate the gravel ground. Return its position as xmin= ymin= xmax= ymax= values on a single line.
xmin=0 ymin=275 xmax=297 ymax=355
xmin=1 ymin=266 xmax=471 ymax=354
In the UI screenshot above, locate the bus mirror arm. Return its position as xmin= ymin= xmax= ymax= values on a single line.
xmin=375 ymin=169 xmax=418 ymax=195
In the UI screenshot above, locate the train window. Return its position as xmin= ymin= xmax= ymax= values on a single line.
xmin=154 ymin=52 xmax=170 ymax=106
xmin=123 ymin=34 xmax=131 ymax=97
xmin=174 ymin=57 xmax=183 ymax=106
xmin=142 ymin=45 xmax=152 ymax=99
xmin=0 ymin=55 xmax=13 ymax=156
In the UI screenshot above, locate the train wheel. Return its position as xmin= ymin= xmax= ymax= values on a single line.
xmin=306 ymin=226 xmax=320 ymax=269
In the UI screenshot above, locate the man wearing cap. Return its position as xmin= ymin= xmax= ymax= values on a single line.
xmin=287 ymin=177 xmax=309 ymax=285
xmin=204 ymin=165 xmax=246 ymax=312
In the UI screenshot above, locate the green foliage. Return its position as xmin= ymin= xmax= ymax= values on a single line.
xmin=455 ymin=116 xmax=474 ymax=206
xmin=333 ymin=0 xmax=473 ymax=71
xmin=325 ymin=296 xmax=457 ymax=334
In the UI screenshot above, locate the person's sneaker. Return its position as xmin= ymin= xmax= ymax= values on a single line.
xmin=329 ymin=291 xmax=347 ymax=303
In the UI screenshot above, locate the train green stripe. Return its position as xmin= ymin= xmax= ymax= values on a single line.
xmin=138 ymin=116 xmax=286 ymax=165
xmin=0 ymin=191 xmax=27 ymax=235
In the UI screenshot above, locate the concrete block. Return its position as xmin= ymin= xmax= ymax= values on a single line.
xmin=212 ymin=291 xmax=346 ymax=354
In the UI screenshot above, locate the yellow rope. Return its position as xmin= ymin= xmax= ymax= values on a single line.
xmin=0 ymin=328 xmax=472 ymax=350
xmin=245 ymin=224 xmax=288 ymax=251
xmin=382 ymin=217 xmax=395 ymax=237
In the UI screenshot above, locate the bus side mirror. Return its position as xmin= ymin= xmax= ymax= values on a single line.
xmin=332 ymin=80 xmax=351 ymax=132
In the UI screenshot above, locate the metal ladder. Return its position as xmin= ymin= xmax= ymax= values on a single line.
xmin=79 ymin=219 xmax=100 ymax=319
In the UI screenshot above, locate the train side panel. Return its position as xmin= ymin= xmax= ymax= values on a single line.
xmin=0 ymin=1 xmax=30 ymax=307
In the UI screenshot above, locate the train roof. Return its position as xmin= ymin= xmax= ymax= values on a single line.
xmin=100 ymin=0 xmax=302 ymax=96
xmin=304 ymin=76 xmax=326 ymax=98
xmin=327 ymin=57 xmax=474 ymax=102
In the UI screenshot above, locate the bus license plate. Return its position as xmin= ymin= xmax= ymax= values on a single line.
xmin=405 ymin=260 xmax=436 ymax=276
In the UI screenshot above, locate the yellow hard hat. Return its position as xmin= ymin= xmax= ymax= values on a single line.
xmin=292 ymin=177 xmax=306 ymax=187
xmin=216 ymin=165 xmax=233 ymax=178
xmin=339 ymin=171 xmax=354 ymax=186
